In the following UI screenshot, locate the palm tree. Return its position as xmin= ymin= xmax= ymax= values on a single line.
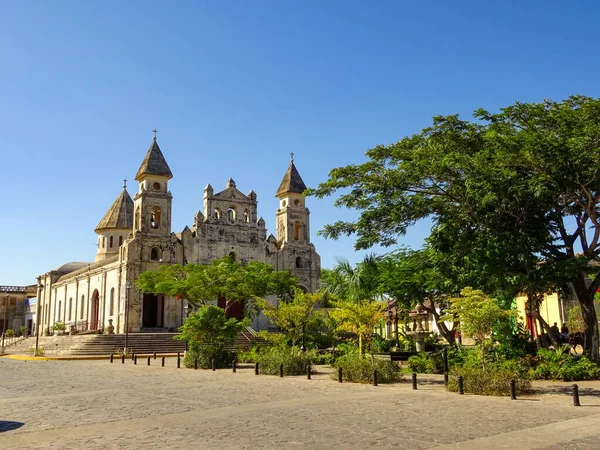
xmin=321 ymin=254 xmax=382 ymax=303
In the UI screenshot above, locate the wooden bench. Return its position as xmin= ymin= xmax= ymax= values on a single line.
xmin=390 ymin=351 xmax=418 ymax=361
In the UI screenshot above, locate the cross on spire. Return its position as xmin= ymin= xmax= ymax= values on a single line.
xmin=123 ymin=178 xmax=127 ymax=189
xmin=153 ymin=129 xmax=158 ymax=140
xmin=290 ymin=152 xmax=294 ymax=162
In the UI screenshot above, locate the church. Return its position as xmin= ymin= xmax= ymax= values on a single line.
xmin=36 ymin=134 xmax=321 ymax=335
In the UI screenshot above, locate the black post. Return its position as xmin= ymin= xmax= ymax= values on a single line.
xmin=121 ymin=354 xmax=125 ymax=364
xmin=443 ymin=348 xmax=449 ymax=386
xmin=177 ymin=356 xmax=180 ymax=368
xmin=232 ymin=359 xmax=236 ymax=373
xmin=373 ymin=369 xmax=378 ymax=386
xmin=177 ymin=351 xmax=180 ymax=360
xmin=147 ymin=355 xmax=151 ymax=366
xmin=307 ymin=365 xmax=311 ymax=380
xmin=510 ymin=380 xmax=517 ymax=400
xmin=212 ymin=359 xmax=216 ymax=371
xmin=338 ymin=367 xmax=343 ymax=383
xmin=458 ymin=376 xmax=464 ymax=395
xmin=162 ymin=356 xmax=165 ymax=367
xmin=255 ymin=362 xmax=259 ymax=375
xmin=194 ymin=359 xmax=198 ymax=370
xmin=279 ymin=363 xmax=284 ymax=377
xmin=134 ymin=355 xmax=137 ymax=365
xmin=573 ymin=384 xmax=581 ymax=406
xmin=153 ymin=351 xmax=156 ymax=360
xmin=110 ymin=354 xmax=113 ymax=363
xmin=132 ymin=352 xmax=135 ymax=361
xmin=412 ymin=373 xmax=418 ymax=390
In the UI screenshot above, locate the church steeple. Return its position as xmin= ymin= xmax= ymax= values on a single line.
xmin=276 ymin=153 xmax=307 ymax=198
xmin=135 ymin=134 xmax=173 ymax=181
xmin=94 ymin=183 xmax=134 ymax=262
xmin=275 ymin=155 xmax=310 ymax=244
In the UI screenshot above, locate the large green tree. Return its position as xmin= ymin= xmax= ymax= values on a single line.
xmin=309 ymin=96 xmax=600 ymax=360
xmin=137 ymin=256 xmax=297 ymax=316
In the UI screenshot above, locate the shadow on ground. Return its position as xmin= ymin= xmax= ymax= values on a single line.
xmin=0 ymin=421 xmax=24 ymax=432
xmin=534 ymin=385 xmax=600 ymax=397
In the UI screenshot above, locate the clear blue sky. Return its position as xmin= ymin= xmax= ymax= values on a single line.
xmin=2 ymin=1 xmax=599 ymax=285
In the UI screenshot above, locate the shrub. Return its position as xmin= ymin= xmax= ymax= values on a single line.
xmin=447 ymin=365 xmax=532 ymax=396
xmin=52 ymin=322 xmax=66 ymax=332
xmin=407 ymin=353 xmax=434 ymax=374
xmin=256 ymin=345 xmax=317 ymax=376
xmin=5 ymin=329 xmax=15 ymax=338
xmin=371 ymin=334 xmax=395 ymax=353
xmin=28 ymin=347 xmax=44 ymax=356
xmin=332 ymin=355 xmax=404 ymax=384
xmin=534 ymin=352 xmax=600 ymax=381
xmin=236 ymin=345 xmax=263 ymax=363
xmin=184 ymin=344 xmax=236 ymax=369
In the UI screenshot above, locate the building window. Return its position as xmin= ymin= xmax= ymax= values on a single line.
xmin=294 ymin=221 xmax=301 ymax=241
xmin=244 ymin=209 xmax=250 ymax=223
xmin=296 ymin=257 xmax=303 ymax=269
xmin=229 ymin=252 xmax=236 ymax=261
xmin=58 ymin=301 xmax=62 ymax=322
xmin=109 ymin=288 xmax=115 ymax=316
xmin=80 ymin=295 xmax=85 ymax=320
xmin=68 ymin=298 xmax=72 ymax=321
xmin=102 ymin=237 xmax=106 ymax=248
xmin=109 ymin=236 xmax=113 ymax=248
xmin=214 ymin=207 xmax=222 ymax=220
xmin=119 ymin=236 xmax=123 ymax=247
xmin=227 ymin=207 xmax=236 ymax=222
xmin=150 ymin=207 xmax=161 ymax=229
xmin=151 ymin=247 xmax=161 ymax=261
xmin=135 ymin=207 xmax=141 ymax=230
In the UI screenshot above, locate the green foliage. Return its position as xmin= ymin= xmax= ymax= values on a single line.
xmin=5 ymin=329 xmax=15 ymax=338
xmin=137 ymin=256 xmax=297 ymax=316
xmin=332 ymin=354 xmax=404 ymax=384
xmin=321 ymin=255 xmax=381 ymax=303
xmin=371 ymin=334 xmax=395 ymax=353
xmin=534 ymin=347 xmax=600 ymax=381
xmin=52 ymin=322 xmax=66 ymax=332
xmin=407 ymin=353 xmax=434 ymax=374
xmin=447 ymin=366 xmax=532 ymax=396
xmin=28 ymin=347 xmax=44 ymax=356
xmin=176 ymin=305 xmax=244 ymax=369
xmin=256 ymin=345 xmax=317 ymax=376
xmin=566 ymin=305 xmax=584 ymax=333
xmin=19 ymin=326 xmax=27 ymax=336
xmin=329 ymin=299 xmax=385 ymax=354
xmin=236 ymin=345 xmax=264 ymax=363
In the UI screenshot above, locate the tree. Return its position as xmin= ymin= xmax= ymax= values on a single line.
xmin=309 ymin=96 xmax=600 ymax=360
xmin=256 ymin=289 xmax=322 ymax=346
xmin=321 ymin=254 xmax=381 ymax=303
xmin=137 ymin=256 xmax=298 ymax=316
xmin=443 ymin=288 xmax=513 ymax=366
xmin=329 ymin=299 xmax=385 ymax=356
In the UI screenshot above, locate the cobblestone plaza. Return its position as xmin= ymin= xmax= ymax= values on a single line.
xmin=2 ymin=358 xmax=600 ymax=449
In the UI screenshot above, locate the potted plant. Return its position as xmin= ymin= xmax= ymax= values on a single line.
xmin=52 ymin=322 xmax=67 ymax=336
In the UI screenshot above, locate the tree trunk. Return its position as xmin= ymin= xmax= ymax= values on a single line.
xmin=423 ymin=302 xmax=456 ymax=346
xmin=572 ymin=275 xmax=600 ymax=362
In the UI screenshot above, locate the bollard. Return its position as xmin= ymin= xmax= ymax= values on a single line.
xmin=212 ymin=359 xmax=216 ymax=371
xmin=510 ymin=380 xmax=517 ymax=400
xmin=134 ymin=355 xmax=137 ymax=365
xmin=307 ymin=365 xmax=311 ymax=380
xmin=132 ymin=353 xmax=135 ymax=361
xmin=232 ymin=359 xmax=236 ymax=373
xmin=153 ymin=351 xmax=157 ymax=360
xmin=110 ymin=354 xmax=113 ymax=363
xmin=373 ymin=369 xmax=378 ymax=386
xmin=338 ymin=367 xmax=343 ymax=383
xmin=458 ymin=376 xmax=464 ymax=395
xmin=573 ymin=384 xmax=581 ymax=406
xmin=177 ymin=356 xmax=180 ymax=369
xmin=194 ymin=359 xmax=198 ymax=370
xmin=255 ymin=362 xmax=259 ymax=375
xmin=412 ymin=373 xmax=418 ymax=390
xmin=444 ymin=373 xmax=449 ymax=387
xmin=162 ymin=356 xmax=165 ymax=367
xmin=279 ymin=363 xmax=284 ymax=378
xmin=177 ymin=351 xmax=180 ymax=360
xmin=443 ymin=348 xmax=449 ymax=387
xmin=147 ymin=356 xmax=151 ymax=366
xmin=121 ymin=354 xmax=125 ymax=364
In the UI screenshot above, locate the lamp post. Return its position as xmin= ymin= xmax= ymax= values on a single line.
xmin=34 ymin=284 xmax=44 ymax=356
xmin=123 ymin=281 xmax=131 ymax=355
xmin=300 ymin=324 xmax=306 ymax=352
xmin=183 ymin=302 xmax=191 ymax=352
xmin=1 ymin=293 xmax=8 ymax=354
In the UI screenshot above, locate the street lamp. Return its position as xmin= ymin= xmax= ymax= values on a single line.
xmin=183 ymin=302 xmax=191 ymax=352
xmin=34 ymin=284 xmax=44 ymax=356
xmin=123 ymin=281 xmax=131 ymax=356
xmin=1 ymin=293 xmax=8 ymax=354
xmin=300 ymin=324 xmax=306 ymax=352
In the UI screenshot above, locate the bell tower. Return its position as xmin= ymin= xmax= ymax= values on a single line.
xmin=275 ymin=153 xmax=310 ymax=245
xmin=133 ymin=131 xmax=173 ymax=238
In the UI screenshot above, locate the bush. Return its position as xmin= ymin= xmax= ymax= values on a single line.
xmin=52 ymin=322 xmax=66 ymax=332
xmin=256 ymin=345 xmax=317 ymax=376
xmin=28 ymin=347 xmax=44 ymax=356
xmin=447 ymin=365 xmax=531 ymax=396
xmin=236 ymin=345 xmax=263 ymax=363
xmin=184 ymin=344 xmax=236 ymax=369
xmin=533 ymin=351 xmax=600 ymax=381
xmin=332 ymin=355 xmax=404 ymax=384
xmin=5 ymin=329 xmax=15 ymax=338
xmin=371 ymin=334 xmax=395 ymax=353
xmin=407 ymin=353 xmax=434 ymax=374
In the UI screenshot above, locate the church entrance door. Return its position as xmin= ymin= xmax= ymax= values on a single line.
xmin=142 ymin=294 xmax=164 ymax=328
xmin=90 ymin=290 xmax=100 ymax=330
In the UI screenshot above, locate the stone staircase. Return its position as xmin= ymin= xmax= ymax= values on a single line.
xmin=6 ymin=328 xmax=269 ymax=356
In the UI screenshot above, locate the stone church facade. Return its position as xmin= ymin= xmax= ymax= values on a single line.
xmin=36 ymin=136 xmax=320 ymax=335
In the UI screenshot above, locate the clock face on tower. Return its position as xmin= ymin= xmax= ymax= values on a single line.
xmin=152 ymin=182 xmax=161 ymax=191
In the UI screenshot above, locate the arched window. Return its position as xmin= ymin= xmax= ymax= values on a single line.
xmin=97 ymin=237 xmax=100 ymax=249
xmin=227 ymin=207 xmax=236 ymax=222
xmin=244 ymin=209 xmax=250 ymax=223
xmin=229 ymin=252 xmax=236 ymax=261
xmin=151 ymin=247 xmax=160 ymax=261
xmin=294 ymin=221 xmax=301 ymax=241
xmin=102 ymin=237 xmax=106 ymax=248
xmin=214 ymin=207 xmax=222 ymax=220
xmin=109 ymin=236 xmax=113 ymax=248
xmin=150 ymin=206 xmax=161 ymax=229
xmin=118 ymin=236 xmax=123 ymax=247
xmin=68 ymin=298 xmax=72 ymax=321
xmin=109 ymin=288 xmax=115 ymax=316
xmin=80 ymin=295 xmax=85 ymax=319
xmin=135 ymin=207 xmax=141 ymax=230
xmin=295 ymin=256 xmax=303 ymax=269
xmin=58 ymin=301 xmax=62 ymax=321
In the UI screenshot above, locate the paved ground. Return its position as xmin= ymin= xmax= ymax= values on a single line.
xmin=2 ymin=357 xmax=600 ymax=449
